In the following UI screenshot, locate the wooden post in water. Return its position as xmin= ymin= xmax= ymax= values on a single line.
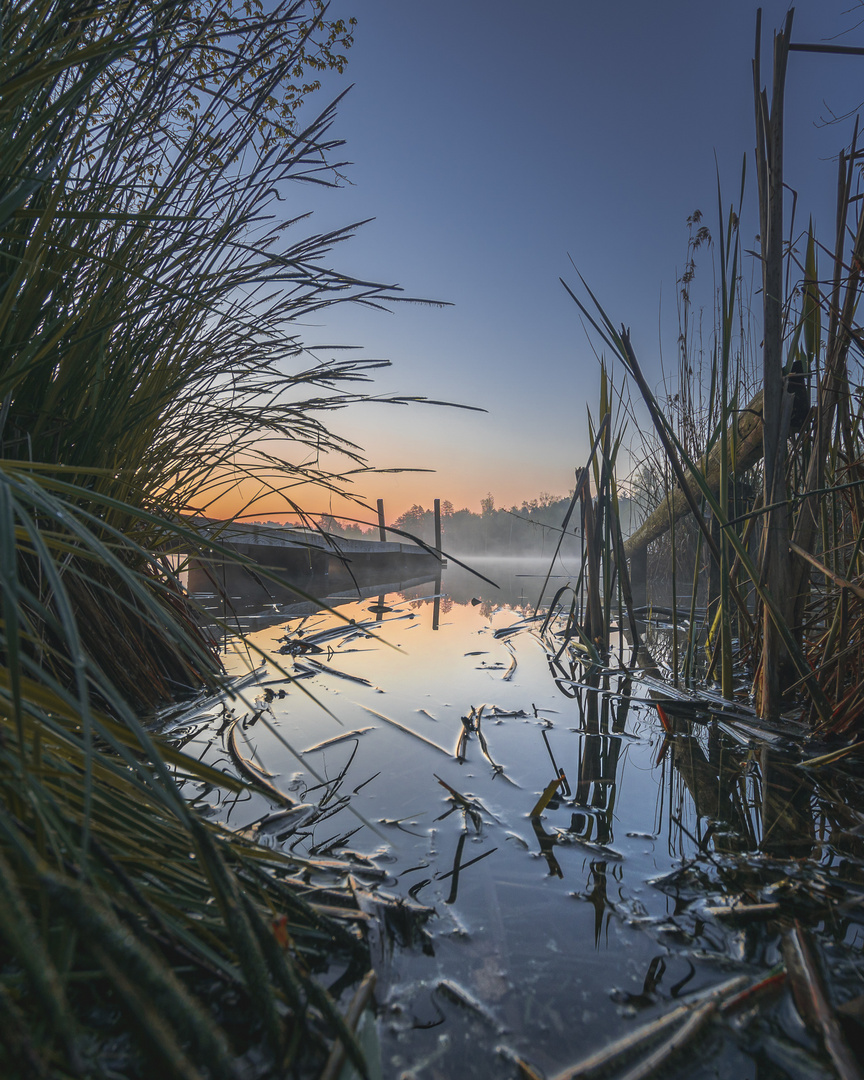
xmin=432 ymin=500 xmax=443 ymax=630
xmin=376 ymin=499 xmax=386 ymax=542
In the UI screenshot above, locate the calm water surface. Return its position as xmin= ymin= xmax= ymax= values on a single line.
xmin=177 ymin=556 xmax=864 ymax=1079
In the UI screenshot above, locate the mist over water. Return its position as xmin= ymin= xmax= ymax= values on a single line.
xmin=425 ymin=553 xmax=580 ymax=613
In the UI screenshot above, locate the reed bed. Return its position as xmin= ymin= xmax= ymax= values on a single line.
xmin=0 ymin=1 xmax=420 ymax=1074
xmin=558 ymin=11 xmax=864 ymax=739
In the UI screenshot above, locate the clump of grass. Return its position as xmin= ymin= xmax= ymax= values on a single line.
xmin=0 ymin=1 xmax=433 ymax=1074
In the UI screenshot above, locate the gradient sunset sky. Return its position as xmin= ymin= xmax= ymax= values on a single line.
xmin=221 ymin=1 xmax=864 ymax=527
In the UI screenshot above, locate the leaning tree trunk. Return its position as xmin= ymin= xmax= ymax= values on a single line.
xmin=623 ymin=388 xmax=767 ymax=562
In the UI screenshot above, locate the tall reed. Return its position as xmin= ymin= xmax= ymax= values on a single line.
xmin=563 ymin=12 xmax=864 ymax=735
xmin=0 ymin=2 xmax=413 ymax=1074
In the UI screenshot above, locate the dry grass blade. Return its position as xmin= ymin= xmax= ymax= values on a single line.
xmin=613 ymin=1000 xmax=717 ymax=1080
xmin=319 ymin=969 xmax=378 ymax=1080
xmin=790 ymin=541 xmax=864 ymax=602
xmin=360 ymin=705 xmax=452 ymax=756
xmin=0 ymin=2 xmax=418 ymax=1075
xmin=548 ymin=975 xmax=747 ymax=1080
xmin=303 ymin=727 xmax=376 ymax=754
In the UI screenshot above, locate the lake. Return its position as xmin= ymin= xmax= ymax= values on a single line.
xmin=175 ymin=555 xmax=864 ymax=1079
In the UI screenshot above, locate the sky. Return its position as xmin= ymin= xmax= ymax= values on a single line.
xmin=230 ymin=0 xmax=864 ymax=526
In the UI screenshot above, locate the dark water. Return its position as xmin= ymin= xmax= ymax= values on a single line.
xmin=176 ymin=556 xmax=864 ymax=1080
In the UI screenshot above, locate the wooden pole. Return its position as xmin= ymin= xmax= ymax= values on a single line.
xmin=434 ymin=498 xmax=442 ymax=552
xmin=376 ymin=499 xmax=386 ymax=542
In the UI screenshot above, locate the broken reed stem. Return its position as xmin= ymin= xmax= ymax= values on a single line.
xmin=549 ymin=975 xmax=748 ymax=1080
xmin=755 ymin=9 xmax=796 ymax=718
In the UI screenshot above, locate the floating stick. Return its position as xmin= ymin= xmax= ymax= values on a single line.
xmin=302 ymin=727 xmax=374 ymax=754
xmin=359 ymin=705 xmax=451 ymax=756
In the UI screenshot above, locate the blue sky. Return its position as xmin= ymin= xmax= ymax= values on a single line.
xmin=263 ymin=0 xmax=864 ymax=524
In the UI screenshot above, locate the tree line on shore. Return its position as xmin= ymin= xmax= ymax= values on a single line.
xmin=319 ymin=491 xmax=636 ymax=556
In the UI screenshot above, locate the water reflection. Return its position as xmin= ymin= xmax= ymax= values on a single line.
xmin=189 ymin=565 xmax=443 ymax=641
xmin=172 ymin=557 xmax=864 ymax=1080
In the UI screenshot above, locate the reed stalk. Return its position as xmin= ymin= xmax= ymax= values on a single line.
xmin=0 ymin=2 xmax=429 ymax=1074
xmin=754 ymin=9 xmax=797 ymax=717
xmin=562 ymin=12 xmax=864 ymax=738
xmin=715 ymin=160 xmax=748 ymax=698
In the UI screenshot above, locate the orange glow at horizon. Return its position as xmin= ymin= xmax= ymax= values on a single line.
xmin=197 ymin=466 xmax=577 ymax=527
xmin=192 ymin=410 xmax=585 ymax=526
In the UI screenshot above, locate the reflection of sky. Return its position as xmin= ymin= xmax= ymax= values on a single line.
xmin=215 ymin=1 xmax=864 ymax=524
xmin=201 ymin=578 xmax=681 ymax=1072
xmin=178 ymin=558 xmax=864 ymax=1076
